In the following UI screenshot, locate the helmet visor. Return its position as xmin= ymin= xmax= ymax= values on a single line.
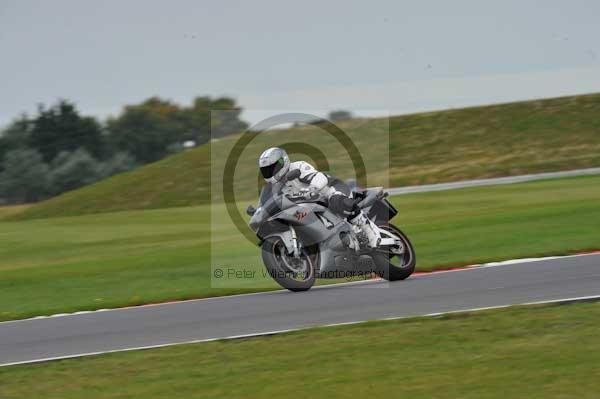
xmin=260 ymin=158 xmax=285 ymax=179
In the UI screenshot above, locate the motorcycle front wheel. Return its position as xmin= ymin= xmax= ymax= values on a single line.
xmin=261 ymin=237 xmax=316 ymax=292
xmin=373 ymin=223 xmax=416 ymax=281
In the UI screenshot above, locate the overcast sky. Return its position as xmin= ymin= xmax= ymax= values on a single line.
xmin=1 ymin=0 xmax=600 ymax=126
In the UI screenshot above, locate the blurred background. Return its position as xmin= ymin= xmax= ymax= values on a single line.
xmin=2 ymin=0 xmax=600 ymax=205
xmin=2 ymin=2 xmax=600 ymax=397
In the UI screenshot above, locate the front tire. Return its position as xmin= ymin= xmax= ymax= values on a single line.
xmin=261 ymin=237 xmax=316 ymax=292
xmin=373 ymin=223 xmax=416 ymax=281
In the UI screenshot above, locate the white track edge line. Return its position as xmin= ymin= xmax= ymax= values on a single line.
xmin=1 ymin=252 xmax=598 ymax=326
xmin=2 ymin=293 xmax=600 ymax=368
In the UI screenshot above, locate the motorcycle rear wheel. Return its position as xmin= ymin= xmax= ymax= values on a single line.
xmin=262 ymin=237 xmax=316 ymax=292
xmin=373 ymin=223 xmax=416 ymax=281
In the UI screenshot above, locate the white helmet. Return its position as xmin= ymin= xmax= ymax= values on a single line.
xmin=259 ymin=147 xmax=290 ymax=183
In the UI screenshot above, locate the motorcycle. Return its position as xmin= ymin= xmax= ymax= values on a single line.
xmin=247 ymin=169 xmax=416 ymax=292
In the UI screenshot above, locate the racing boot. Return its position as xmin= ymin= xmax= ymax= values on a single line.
xmin=349 ymin=211 xmax=381 ymax=248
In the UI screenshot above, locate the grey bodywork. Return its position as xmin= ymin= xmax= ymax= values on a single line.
xmin=249 ymin=184 xmax=388 ymax=276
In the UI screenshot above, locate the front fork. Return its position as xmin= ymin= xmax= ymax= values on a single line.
xmin=265 ymin=226 xmax=300 ymax=258
xmin=289 ymin=226 xmax=300 ymax=258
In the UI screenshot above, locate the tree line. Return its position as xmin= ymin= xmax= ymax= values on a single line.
xmin=0 ymin=97 xmax=247 ymax=204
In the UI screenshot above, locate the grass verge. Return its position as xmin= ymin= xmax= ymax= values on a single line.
xmin=1 ymin=301 xmax=600 ymax=398
xmin=0 ymin=174 xmax=598 ymax=321
xmin=11 ymin=92 xmax=600 ymax=219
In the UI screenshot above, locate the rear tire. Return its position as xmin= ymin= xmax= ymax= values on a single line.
xmin=373 ymin=223 xmax=416 ymax=281
xmin=261 ymin=237 xmax=316 ymax=292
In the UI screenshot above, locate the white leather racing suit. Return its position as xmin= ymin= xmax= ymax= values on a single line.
xmin=284 ymin=161 xmax=339 ymax=198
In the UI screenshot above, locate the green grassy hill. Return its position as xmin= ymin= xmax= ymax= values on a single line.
xmin=11 ymin=93 xmax=600 ymax=220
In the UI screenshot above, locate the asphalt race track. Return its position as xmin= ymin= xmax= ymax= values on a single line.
xmin=1 ymin=254 xmax=599 ymax=367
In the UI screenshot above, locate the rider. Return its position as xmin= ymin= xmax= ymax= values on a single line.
xmin=258 ymin=147 xmax=381 ymax=248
